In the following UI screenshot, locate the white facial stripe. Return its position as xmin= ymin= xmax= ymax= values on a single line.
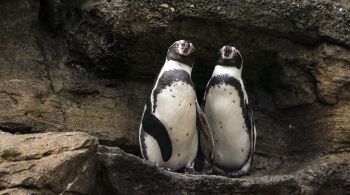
xmin=175 ymin=40 xmax=195 ymax=56
xmin=220 ymin=46 xmax=236 ymax=59
xmin=236 ymin=49 xmax=243 ymax=61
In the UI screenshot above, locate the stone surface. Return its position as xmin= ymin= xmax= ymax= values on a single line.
xmin=96 ymin=146 xmax=350 ymax=195
xmin=0 ymin=0 xmax=147 ymax=147
xmin=0 ymin=131 xmax=98 ymax=194
xmin=0 ymin=0 xmax=349 ymax=194
xmin=39 ymin=0 xmax=350 ymax=94
xmin=37 ymin=0 xmax=350 ymax=149
xmin=313 ymin=44 xmax=350 ymax=104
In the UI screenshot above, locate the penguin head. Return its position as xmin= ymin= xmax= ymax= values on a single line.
xmin=166 ymin=40 xmax=195 ymax=66
xmin=217 ymin=46 xmax=243 ymax=70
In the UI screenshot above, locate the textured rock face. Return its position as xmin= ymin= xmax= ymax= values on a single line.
xmin=0 ymin=131 xmax=98 ymax=194
xmin=96 ymin=146 xmax=350 ymax=195
xmin=39 ymin=0 xmax=350 ymax=88
xmin=38 ymin=0 xmax=350 ymax=192
xmin=0 ymin=0 xmax=349 ymax=194
xmin=0 ymin=0 xmax=147 ymax=148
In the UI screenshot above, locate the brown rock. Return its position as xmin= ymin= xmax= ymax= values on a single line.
xmin=313 ymin=44 xmax=350 ymax=104
xmin=0 ymin=0 xmax=147 ymax=147
xmin=0 ymin=0 xmax=349 ymax=193
xmin=0 ymin=131 xmax=98 ymax=194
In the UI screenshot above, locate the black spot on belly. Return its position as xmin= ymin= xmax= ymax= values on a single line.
xmin=179 ymin=103 xmax=181 ymax=106
xmin=230 ymin=92 xmax=232 ymax=95
xmin=153 ymin=69 xmax=194 ymax=112
xmin=170 ymin=89 xmax=173 ymax=92
xmin=178 ymin=153 xmax=181 ymax=157
xmin=172 ymin=95 xmax=175 ymax=98
xmin=176 ymin=138 xmax=179 ymax=142
xmin=224 ymin=88 xmax=226 ymax=91
xmin=186 ymin=133 xmax=189 ymax=136
xmin=215 ymin=139 xmax=218 ymax=143
xmin=170 ymin=127 xmax=173 ymax=131
xmin=242 ymin=149 xmax=244 ymax=152
xmin=189 ymin=103 xmax=191 ymax=106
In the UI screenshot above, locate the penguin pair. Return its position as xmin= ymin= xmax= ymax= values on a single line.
xmin=139 ymin=40 xmax=256 ymax=177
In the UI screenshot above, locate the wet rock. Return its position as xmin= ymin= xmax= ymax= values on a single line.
xmin=0 ymin=131 xmax=98 ymax=194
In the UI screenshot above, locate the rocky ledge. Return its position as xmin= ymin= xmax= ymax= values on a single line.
xmin=96 ymin=146 xmax=350 ymax=195
xmin=0 ymin=0 xmax=349 ymax=194
xmin=0 ymin=131 xmax=349 ymax=195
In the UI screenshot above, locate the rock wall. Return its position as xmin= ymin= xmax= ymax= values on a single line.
xmin=0 ymin=0 xmax=147 ymax=153
xmin=0 ymin=131 xmax=98 ymax=194
xmin=37 ymin=0 xmax=350 ymax=172
xmin=0 ymin=0 xmax=349 ymax=194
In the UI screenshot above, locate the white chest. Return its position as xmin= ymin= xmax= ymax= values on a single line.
xmin=204 ymin=83 xmax=250 ymax=169
xmin=151 ymin=81 xmax=198 ymax=169
xmin=155 ymin=81 xmax=196 ymax=131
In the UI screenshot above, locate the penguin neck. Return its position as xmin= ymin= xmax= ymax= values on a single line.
xmin=162 ymin=60 xmax=192 ymax=75
xmin=212 ymin=65 xmax=242 ymax=80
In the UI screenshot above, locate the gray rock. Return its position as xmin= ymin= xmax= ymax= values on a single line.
xmin=96 ymin=145 xmax=350 ymax=195
xmin=0 ymin=0 xmax=149 ymax=147
xmin=39 ymin=0 xmax=350 ymax=109
xmin=0 ymin=131 xmax=98 ymax=194
xmin=0 ymin=0 xmax=350 ymax=193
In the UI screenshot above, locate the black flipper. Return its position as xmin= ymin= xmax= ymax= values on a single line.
xmin=142 ymin=98 xmax=172 ymax=162
xmin=195 ymin=101 xmax=215 ymax=164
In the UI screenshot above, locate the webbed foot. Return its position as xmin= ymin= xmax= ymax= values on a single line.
xmin=202 ymin=161 xmax=213 ymax=175
xmin=184 ymin=161 xmax=199 ymax=174
xmin=159 ymin=167 xmax=173 ymax=172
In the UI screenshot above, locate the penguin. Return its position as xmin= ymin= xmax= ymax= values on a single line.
xmin=202 ymin=46 xmax=256 ymax=177
xmin=139 ymin=40 xmax=214 ymax=172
